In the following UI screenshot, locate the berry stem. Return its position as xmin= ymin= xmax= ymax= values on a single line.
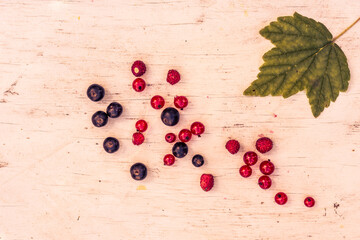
xmin=332 ymin=17 xmax=360 ymax=42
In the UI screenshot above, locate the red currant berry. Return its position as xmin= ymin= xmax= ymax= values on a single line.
xmin=174 ymin=96 xmax=188 ymax=110
xmin=190 ymin=121 xmax=205 ymax=137
xmin=163 ymin=154 xmax=175 ymax=166
xmin=132 ymin=78 xmax=146 ymax=92
xmin=239 ymin=165 xmax=252 ymax=178
xmin=166 ymin=69 xmax=180 ymax=85
xmin=275 ymin=192 xmax=288 ymax=205
xmin=304 ymin=197 xmax=315 ymax=207
xmin=256 ymin=137 xmax=273 ymax=154
xmin=165 ymin=133 xmax=176 ymax=143
xmin=225 ymin=139 xmax=240 ymax=154
xmin=259 ymin=160 xmax=275 ymax=175
xmin=150 ymin=95 xmax=165 ymax=109
xmin=135 ymin=120 xmax=148 ymax=133
xmin=132 ymin=132 xmax=145 ymax=145
xmin=131 ymin=60 xmax=146 ymax=77
xmin=258 ymin=175 xmax=272 ymax=189
xmin=178 ymin=129 xmax=192 ymax=142
xmin=243 ymin=151 xmax=258 ymax=166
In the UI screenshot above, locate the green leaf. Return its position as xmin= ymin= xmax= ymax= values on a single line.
xmin=244 ymin=12 xmax=351 ymax=117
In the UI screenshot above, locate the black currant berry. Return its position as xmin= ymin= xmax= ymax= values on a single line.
xmin=106 ymin=102 xmax=123 ymax=118
xmin=87 ymin=84 xmax=105 ymax=102
xmin=130 ymin=163 xmax=147 ymax=181
xmin=103 ymin=137 xmax=119 ymax=153
xmin=91 ymin=111 xmax=108 ymax=127
xmin=192 ymin=154 xmax=204 ymax=167
xmin=161 ymin=107 xmax=180 ymax=126
xmin=172 ymin=142 xmax=188 ymax=158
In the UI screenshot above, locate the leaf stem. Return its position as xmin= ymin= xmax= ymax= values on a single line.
xmin=332 ymin=17 xmax=360 ymax=42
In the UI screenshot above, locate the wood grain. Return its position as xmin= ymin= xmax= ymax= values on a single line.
xmin=0 ymin=0 xmax=359 ymax=239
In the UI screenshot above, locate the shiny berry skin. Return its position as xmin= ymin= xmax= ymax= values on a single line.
xmin=256 ymin=137 xmax=273 ymax=153
xmin=190 ymin=122 xmax=205 ymax=137
xmin=103 ymin=137 xmax=119 ymax=153
xmin=132 ymin=132 xmax=145 ymax=145
xmin=150 ymin=95 xmax=165 ymax=110
xmin=166 ymin=69 xmax=180 ymax=85
xmin=178 ymin=129 xmax=192 ymax=142
xmin=275 ymin=192 xmax=288 ymax=205
xmin=174 ymin=96 xmax=188 ymax=110
xmin=132 ymin=78 xmax=146 ymax=92
xmin=172 ymin=142 xmax=188 ymax=158
xmin=259 ymin=160 xmax=275 ymax=175
xmin=239 ymin=165 xmax=252 ymax=178
xmin=165 ymin=133 xmax=176 ymax=143
xmin=304 ymin=197 xmax=315 ymax=207
xmin=192 ymin=154 xmax=204 ymax=167
xmin=243 ymin=151 xmax=258 ymax=166
xmin=87 ymin=84 xmax=105 ymax=102
xmin=161 ymin=107 xmax=180 ymax=126
xmin=91 ymin=111 xmax=108 ymax=127
xmin=225 ymin=139 xmax=240 ymax=154
xmin=106 ymin=102 xmax=123 ymax=118
xmin=135 ymin=120 xmax=148 ymax=132
xmin=200 ymin=174 xmax=214 ymax=192
xmin=163 ymin=154 xmax=175 ymax=166
xmin=258 ymin=175 xmax=272 ymax=189
xmin=131 ymin=60 xmax=146 ymax=77
xmin=130 ymin=163 xmax=147 ymax=180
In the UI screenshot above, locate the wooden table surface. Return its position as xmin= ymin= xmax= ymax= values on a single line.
xmin=1 ymin=0 xmax=359 ymax=239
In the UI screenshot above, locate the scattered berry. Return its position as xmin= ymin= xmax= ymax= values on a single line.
xmin=132 ymin=78 xmax=146 ymax=92
xmin=151 ymin=95 xmax=165 ymax=110
xmin=192 ymin=154 xmax=204 ymax=167
xmin=304 ymin=197 xmax=315 ymax=208
xmin=178 ymin=129 xmax=192 ymax=142
xmin=130 ymin=163 xmax=147 ymax=180
xmin=135 ymin=119 xmax=148 ymax=132
xmin=172 ymin=142 xmax=188 ymax=158
xmin=132 ymin=132 xmax=145 ymax=145
xmin=275 ymin=192 xmax=288 ymax=205
xmin=163 ymin=154 xmax=176 ymax=166
xmin=161 ymin=107 xmax=180 ymax=126
xmin=174 ymin=96 xmax=188 ymax=110
xmin=87 ymin=84 xmax=105 ymax=102
xmin=225 ymin=139 xmax=240 ymax=154
xmin=103 ymin=137 xmax=119 ymax=153
xmin=259 ymin=160 xmax=275 ymax=175
xmin=165 ymin=133 xmax=176 ymax=143
xmin=106 ymin=102 xmax=123 ymax=118
xmin=239 ymin=165 xmax=252 ymax=178
xmin=190 ymin=122 xmax=205 ymax=137
xmin=166 ymin=69 xmax=180 ymax=85
xmin=131 ymin=60 xmax=146 ymax=77
xmin=258 ymin=175 xmax=272 ymax=189
xmin=200 ymin=174 xmax=214 ymax=192
xmin=91 ymin=111 xmax=108 ymax=127
xmin=243 ymin=151 xmax=258 ymax=166
xmin=256 ymin=137 xmax=273 ymax=153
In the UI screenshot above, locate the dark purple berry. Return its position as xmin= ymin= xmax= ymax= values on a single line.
xmin=106 ymin=102 xmax=123 ymax=118
xmin=130 ymin=163 xmax=147 ymax=180
xmin=87 ymin=84 xmax=104 ymax=102
xmin=192 ymin=154 xmax=204 ymax=167
xmin=91 ymin=111 xmax=108 ymax=127
xmin=103 ymin=137 xmax=119 ymax=153
xmin=172 ymin=142 xmax=188 ymax=158
xmin=161 ymin=107 xmax=180 ymax=126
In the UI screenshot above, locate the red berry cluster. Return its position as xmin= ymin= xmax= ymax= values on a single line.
xmin=227 ymin=136 xmax=315 ymax=207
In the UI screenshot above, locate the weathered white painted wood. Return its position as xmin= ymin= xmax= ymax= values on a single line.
xmin=0 ymin=0 xmax=359 ymax=239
